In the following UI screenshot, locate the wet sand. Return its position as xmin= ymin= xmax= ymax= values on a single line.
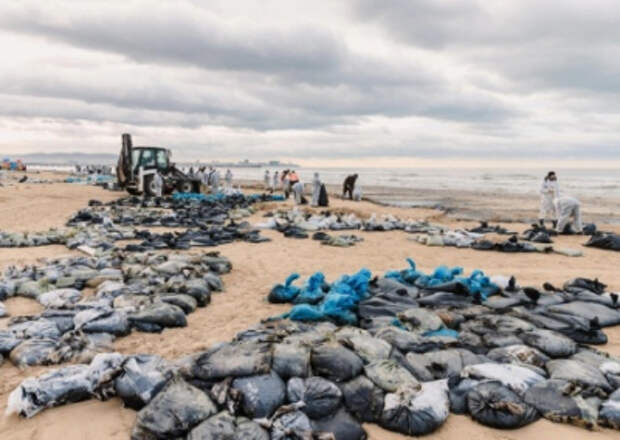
xmin=237 ymin=178 xmax=620 ymax=225
xmin=1 ymin=171 xmax=619 ymax=439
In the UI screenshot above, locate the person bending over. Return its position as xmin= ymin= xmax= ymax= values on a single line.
xmin=342 ymin=173 xmax=358 ymax=200
xmin=555 ymin=195 xmax=583 ymax=234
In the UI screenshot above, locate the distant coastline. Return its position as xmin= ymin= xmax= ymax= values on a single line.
xmin=194 ymin=159 xmax=300 ymax=168
xmin=14 ymin=153 xmax=299 ymax=169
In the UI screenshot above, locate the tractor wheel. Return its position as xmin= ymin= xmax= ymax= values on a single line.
xmin=144 ymin=175 xmax=157 ymax=197
xmin=178 ymin=181 xmax=194 ymax=193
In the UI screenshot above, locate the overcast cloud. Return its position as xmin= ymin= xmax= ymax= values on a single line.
xmin=0 ymin=0 xmax=619 ymax=163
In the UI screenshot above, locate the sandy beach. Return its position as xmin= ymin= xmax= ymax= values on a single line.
xmin=1 ymin=171 xmax=619 ymax=440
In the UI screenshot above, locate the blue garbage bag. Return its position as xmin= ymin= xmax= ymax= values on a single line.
xmin=428 ymin=265 xmax=463 ymax=286
xmin=385 ymin=258 xmax=423 ymax=285
xmin=294 ymin=272 xmax=326 ymax=305
xmin=268 ymin=273 xmax=301 ymax=303
xmin=334 ymin=268 xmax=371 ymax=300
xmin=286 ymin=304 xmax=325 ymax=321
xmin=320 ymin=294 xmax=358 ymax=325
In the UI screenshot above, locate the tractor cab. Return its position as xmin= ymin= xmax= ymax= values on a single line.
xmin=131 ymin=147 xmax=171 ymax=175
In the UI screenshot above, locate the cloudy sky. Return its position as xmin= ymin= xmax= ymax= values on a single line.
xmin=1 ymin=0 xmax=619 ymax=166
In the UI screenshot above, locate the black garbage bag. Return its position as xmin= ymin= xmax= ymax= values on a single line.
xmin=311 ymin=408 xmax=366 ymax=440
xmin=115 ymin=354 xmax=172 ymax=410
xmin=272 ymin=342 xmax=311 ymax=379
xmin=564 ymin=277 xmax=608 ymax=294
xmin=7 ymin=365 xmax=91 ymax=418
xmin=364 ymin=359 xmax=420 ymax=392
xmin=585 ymin=233 xmax=620 ymax=252
xmin=269 ymin=407 xmax=313 ymax=440
xmin=183 ymin=279 xmax=212 ymax=307
xmin=187 ymin=411 xmax=235 ymax=439
xmin=519 ymin=329 xmax=577 ymax=358
xmin=7 ymin=353 xmax=125 ymax=418
xmin=287 ymin=376 xmax=342 ymax=419
xmin=311 ymin=342 xmax=363 ymax=383
xmin=448 ymin=376 xmax=482 ymax=414
xmin=487 ymin=345 xmax=550 ymax=368
xmin=82 ymin=311 xmax=131 ymax=337
xmin=546 ymin=359 xmax=613 ymax=393
xmin=188 ymin=411 xmax=270 ymax=440
xmin=599 ymin=389 xmax=620 ymax=429
xmin=232 ymin=371 xmax=286 ymax=419
xmin=318 ymin=184 xmax=329 ymax=207
xmin=9 ymin=338 xmax=58 ymax=367
xmin=467 ymin=381 xmax=540 ymax=429
xmin=0 ymin=330 xmax=22 ymax=354
xmin=128 ymin=303 xmax=187 ymax=329
xmin=131 ymin=377 xmax=217 ymax=440
xmin=548 ymin=301 xmax=620 ymax=327
xmin=380 ymin=380 xmax=450 ymax=436
xmin=160 ymin=294 xmax=198 ymax=314
xmin=340 ymin=375 xmax=385 ymax=423
xmin=191 ymin=341 xmax=272 ymax=381
xmin=524 ymin=379 xmax=598 ymax=428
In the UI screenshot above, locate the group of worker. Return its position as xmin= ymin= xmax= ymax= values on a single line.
xmin=264 ymin=169 xmax=308 ymax=204
xmin=262 ymin=170 xmax=364 ymax=207
xmin=151 ymin=167 xmax=582 ymax=233
xmin=190 ymin=167 xmax=234 ymax=194
xmin=539 ymin=171 xmax=583 ymax=234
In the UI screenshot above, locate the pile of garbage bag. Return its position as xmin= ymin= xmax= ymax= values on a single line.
xmin=1 ymin=192 xmax=274 ymax=252
xmin=9 ymin=265 xmax=620 ymax=437
xmin=270 ymin=259 xmax=500 ymax=327
xmin=411 ymin=229 xmax=583 ymax=257
xmin=0 ymin=250 xmax=231 ymax=368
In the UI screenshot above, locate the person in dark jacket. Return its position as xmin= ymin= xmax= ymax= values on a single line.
xmin=342 ymin=174 xmax=358 ymax=200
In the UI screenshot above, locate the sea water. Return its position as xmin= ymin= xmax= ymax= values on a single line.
xmin=31 ymin=164 xmax=619 ymax=200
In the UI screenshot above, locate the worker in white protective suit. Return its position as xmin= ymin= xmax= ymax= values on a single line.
xmin=554 ymin=195 xmax=583 ymax=234
xmin=152 ymin=172 xmax=164 ymax=197
xmin=311 ymin=172 xmax=321 ymax=207
xmin=264 ymin=170 xmax=271 ymax=192
xmin=292 ymin=181 xmax=305 ymax=205
xmin=199 ymin=167 xmax=209 ymax=193
xmin=539 ymin=171 xmax=559 ymax=228
xmin=211 ymin=168 xmax=221 ymax=193
xmin=225 ymin=169 xmax=233 ymax=190
xmin=272 ymin=170 xmax=279 ymax=192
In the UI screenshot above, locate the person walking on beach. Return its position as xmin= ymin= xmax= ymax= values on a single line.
xmin=152 ymin=171 xmax=164 ymax=197
xmin=311 ymin=172 xmax=321 ymax=207
xmin=225 ymin=169 xmax=233 ymax=190
xmin=264 ymin=170 xmax=271 ymax=192
xmin=197 ymin=167 xmax=207 ymax=193
xmin=272 ymin=170 xmax=279 ymax=192
xmin=281 ymin=170 xmax=290 ymax=198
xmin=288 ymin=170 xmax=299 ymax=186
xmin=211 ymin=168 xmax=221 ymax=193
xmin=539 ymin=171 xmax=559 ymax=228
xmin=342 ymin=173 xmax=358 ymax=200
xmin=554 ymin=195 xmax=583 ymax=234
xmin=292 ymin=180 xmax=305 ymax=205
xmin=288 ymin=170 xmax=300 ymax=199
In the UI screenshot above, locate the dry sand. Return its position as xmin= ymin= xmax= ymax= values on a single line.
xmin=1 ymin=172 xmax=619 ymax=439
